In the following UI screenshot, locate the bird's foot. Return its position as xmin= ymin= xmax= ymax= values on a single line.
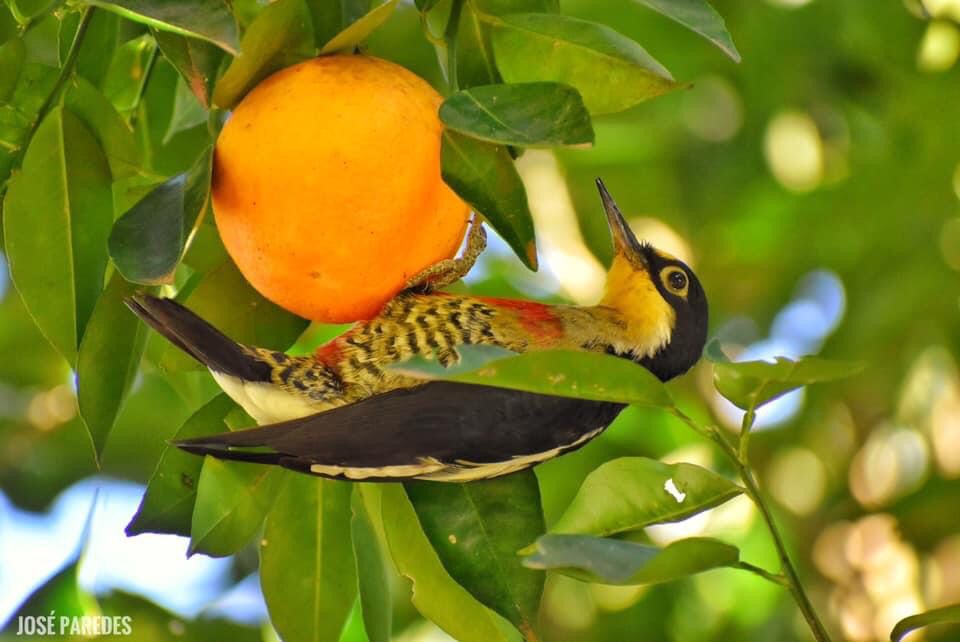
xmin=404 ymin=215 xmax=486 ymax=293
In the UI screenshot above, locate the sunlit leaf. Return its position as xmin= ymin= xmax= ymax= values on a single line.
xmin=320 ymin=0 xmax=399 ymax=54
xmin=98 ymin=591 xmax=262 ymax=640
xmin=634 ymin=0 xmax=739 ymax=61
xmin=63 ymin=76 xmax=142 ymax=180
xmin=126 ymin=394 xmax=236 ymax=537
xmin=890 ymin=604 xmax=960 ymax=642
xmin=524 ymin=535 xmax=739 ymax=585
xmin=212 ymin=0 xmax=314 ymax=108
xmin=406 ymin=471 xmax=544 ymax=637
xmin=1 ymin=562 xmax=90 ymax=633
xmin=261 ymin=473 xmax=357 ymax=642
xmin=548 ymin=457 xmax=742 ymax=539
xmin=441 ymin=130 xmax=537 ymax=269
xmin=489 ymin=13 xmax=679 ymax=114
xmin=713 ymin=356 xmax=867 ymax=411
xmin=76 ymin=273 xmax=148 ymax=461
xmin=154 ymin=29 xmax=224 ymax=109
xmin=87 ymin=0 xmax=239 ymax=54
xmin=380 ymin=485 xmax=514 ymax=642
xmin=352 ymin=485 xmax=392 ymax=642
xmin=3 ymin=107 xmax=113 ymax=366
xmin=189 ymin=458 xmax=283 ymax=557
xmin=440 ymin=82 xmax=593 ymax=147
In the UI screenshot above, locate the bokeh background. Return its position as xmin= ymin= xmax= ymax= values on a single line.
xmin=2 ymin=0 xmax=960 ymax=640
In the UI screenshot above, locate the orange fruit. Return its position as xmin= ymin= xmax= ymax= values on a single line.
xmin=211 ymin=55 xmax=469 ymax=322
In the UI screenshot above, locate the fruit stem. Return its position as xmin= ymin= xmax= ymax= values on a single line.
xmin=444 ymin=0 xmax=465 ymax=92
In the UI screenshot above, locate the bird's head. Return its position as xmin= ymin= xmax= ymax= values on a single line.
xmin=595 ymin=179 xmax=708 ymax=381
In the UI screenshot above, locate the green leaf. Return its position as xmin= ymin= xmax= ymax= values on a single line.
xmin=102 ymin=33 xmax=157 ymax=113
xmin=3 ymin=107 xmax=113 ymax=366
xmin=212 ymin=0 xmax=314 ymax=109
xmin=440 ymin=82 xmax=593 ymax=147
xmin=87 ymin=0 xmax=240 ymax=54
xmin=393 ymin=344 xmax=517 ymax=378
xmin=713 ymin=356 xmax=867 ymax=411
xmin=189 ymin=457 xmax=283 ymax=557
xmin=702 ymin=338 xmax=730 ymax=363
xmin=320 ymin=0 xmax=399 ymax=54
xmin=404 ymin=349 xmax=675 ymax=409
xmin=549 ymin=457 xmax=742 ymax=538
xmin=164 ymin=75 xmax=208 ymax=143
xmin=415 ymin=0 xmax=439 ymax=11
xmin=0 ymin=37 xmax=25 ymax=102
xmin=441 ymin=130 xmax=537 ymax=269
xmin=308 ymin=0 xmax=370 ymax=48
xmin=1 ymin=562 xmax=91 ymax=633
xmin=76 ymin=273 xmax=148 ymax=461
xmin=159 ymin=259 xmax=309 ymax=371
xmin=351 ymin=486 xmax=392 ymax=642
xmin=380 ymin=485 xmax=513 ymax=642
xmin=74 ymin=9 xmax=120 ymax=88
xmin=455 ymin=2 xmax=500 ymax=89
xmin=634 ymin=0 xmax=739 ymax=62
xmin=489 ymin=12 xmax=679 ymax=114
xmin=154 ymin=30 xmax=224 ymax=109
xmin=108 ymin=145 xmax=212 ymax=285
xmin=523 ymin=535 xmax=739 ymax=585
xmin=126 ymin=394 xmax=236 ymax=537
xmin=890 ymin=604 xmax=960 ymax=642
xmin=261 ymin=473 xmax=357 ymax=642
xmin=63 ymin=75 xmax=142 ymax=180
xmin=405 ymin=471 xmax=544 ymax=637
xmin=474 ymin=0 xmax=558 ymax=12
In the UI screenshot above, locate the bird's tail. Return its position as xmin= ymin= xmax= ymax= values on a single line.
xmin=125 ymin=295 xmax=272 ymax=382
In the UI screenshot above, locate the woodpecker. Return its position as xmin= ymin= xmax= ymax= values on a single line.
xmin=127 ymin=180 xmax=708 ymax=481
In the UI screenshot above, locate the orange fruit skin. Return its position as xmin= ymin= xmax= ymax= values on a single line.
xmin=211 ymin=55 xmax=469 ymax=323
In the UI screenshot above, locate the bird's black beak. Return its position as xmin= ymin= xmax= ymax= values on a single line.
xmin=596 ymin=178 xmax=648 ymax=268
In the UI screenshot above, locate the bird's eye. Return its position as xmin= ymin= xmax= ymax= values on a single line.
xmin=661 ymin=267 xmax=688 ymax=296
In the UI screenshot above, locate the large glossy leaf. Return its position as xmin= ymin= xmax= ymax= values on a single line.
xmin=126 ymin=394 xmax=235 ymax=537
xmin=351 ymin=485 xmax=392 ymax=642
xmin=261 ymin=473 xmax=357 ymax=642
xmin=712 ymin=356 xmax=867 ymax=411
xmin=890 ymin=604 xmax=960 ymax=642
xmin=63 ymin=76 xmax=142 ymax=180
xmin=87 ymin=0 xmax=239 ymax=54
xmin=634 ymin=0 xmax=739 ymax=61
xmin=189 ymin=458 xmax=283 ymax=557
xmin=154 ymin=30 xmax=224 ymax=109
xmin=489 ymin=13 xmax=678 ymax=114
xmin=76 ymin=273 xmax=148 ymax=461
xmin=212 ymin=0 xmax=314 ymax=108
xmin=549 ymin=457 xmax=742 ymax=537
xmin=441 ymin=130 xmax=537 ymax=269
xmin=402 ymin=349 xmax=675 ymax=409
xmin=406 ymin=472 xmax=544 ymax=637
xmin=379 ymin=485 xmax=513 ymax=642
xmin=3 ymin=107 xmax=113 ymax=366
xmin=320 ymin=0 xmax=399 ymax=54
xmin=108 ymin=145 xmax=212 ymax=285
xmin=159 ymin=259 xmax=309 ymax=371
xmin=524 ymin=535 xmax=739 ymax=585
xmin=440 ymin=82 xmax=593 ymax=147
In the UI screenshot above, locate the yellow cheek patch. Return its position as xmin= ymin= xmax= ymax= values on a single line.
xmin=601 ymin=256 xmax=676 ymax=357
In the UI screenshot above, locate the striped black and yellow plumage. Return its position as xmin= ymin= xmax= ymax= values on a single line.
xmin=127 ymin=180 xmax=708 ymax=481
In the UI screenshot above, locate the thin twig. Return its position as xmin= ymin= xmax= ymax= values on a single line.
xmin=735 ymin=560 xmax=788 ymax=586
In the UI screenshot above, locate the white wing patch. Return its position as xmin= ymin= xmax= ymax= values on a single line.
xmin=211 ymin=372 xmax=321 ymax=424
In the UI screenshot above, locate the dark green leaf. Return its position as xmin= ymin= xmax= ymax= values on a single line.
xmin=441 ymin=82 xmax=593 ymax=147
xmin=489 ymin=13 xmax=679 ymax=114
xmin=441 ymin=130 xmax=537 ymax=269
xmin=307 ymin=0 xmax=370 ymax=49
xmin=97 ymin=591 xmax=262 ymax=641
xmin=75 ymin=9 xmax=120 ymax=88
xmin=455 ymin=3 xmax=500 ymax=89
xmin=163 ymin=76 xmax=207 ymax=143
xmin=392 ymin=344 xmax=517 ymax=378
xmin=102 ymin=33 xmax=157 ymax=113
xmin=402 ymin=349 xmax=675 ymax=409
xmin=415 ymin=0 xmax=439 ymax=11
xmin=549 ymin=457 xmax=742 ymax=538
xmin=890 ymin=604 xmax=960 ymax=642
xmin=109 ymin=145 xmax=212 ymax=285
xmin=76 ymin=273 xmax=148 ymax=461
xmin=261 ymin=473 xmax=357 ymax=642
xmin=212 ymin=0 xmax=314 ymax=109
xmin=524 ymin=535 xmax=739 ymax=585
xmin=159 ymin=259 xmax=309 ymax=371
xmin=0 ymin=37 xmax=25 ymax=102
xmin=406 ymin=471 xmax=544 ymax=636
xmin=126 ymin=394 xmax=236 ymax=537
xmin=3 ymin=107 xmax=113 ymax=366
xmin=7 ymin=0 xmax=56 ymax=23
xmin=634 ymin=0 xmax=739 ymax=62
xmin=379 ymin=485 xmax=512 ymax=642
xmin=63 ymin=75 xmax=142 ymax=180
xmin=352 ymin=485 xmax=392 ymax=642
xmin=154 ymin=29 xmax=224 ymax=109
xmin=320 ymin=0 xmax=399 ymax=54
xmin=87 ymin=0 xmax=239 ymax=54
xmin=713 ymin=356 xmax=867 ymax=411
xmin=474 ymin=0 xmax=558 ymax=13
xmin=189 ymin=457 xmax=283 ymax=557
xmin=702 ymin=338 xmax=730 ymax=363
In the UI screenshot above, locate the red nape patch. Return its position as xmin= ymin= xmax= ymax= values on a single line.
xmin=478 ymin=297 xmax=565 ymax=343
xmin=313 ymin=340 xmax=345 ymax=370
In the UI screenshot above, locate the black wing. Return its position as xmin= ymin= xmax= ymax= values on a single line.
xmin=175 ymin=381 xmax=625 ymax=481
